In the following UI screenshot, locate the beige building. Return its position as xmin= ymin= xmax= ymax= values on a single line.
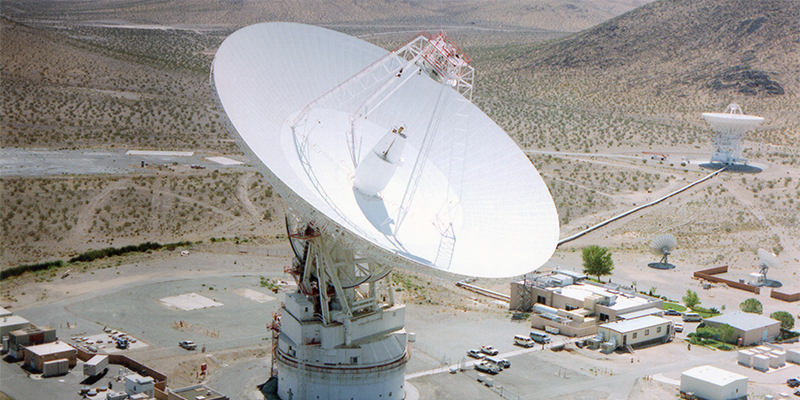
xmin=22 ymin=341 xmax=77 ymax=376
xmin=596 ymin=315 xmax=673 ymax=353
xmin=7 ymin=326 xmax=57 ymax=359
xmin=704 ymin=312 xmax=781 ymax=346
xmin=511 ymin=272 xmax=663 ymax=337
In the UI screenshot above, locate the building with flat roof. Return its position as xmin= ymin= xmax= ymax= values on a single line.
xmin=22 ymin=341 xmax=77 ymax=375
xmin=510 ymin=274 xmax=663 ymax=337
xmin=7 ymin=325 xmax=56 ymax=359
xmin=704 ymin=312 xmax=780 ymax=346
xmin=126 ymin=373 xmax=156 ymax=397
xmin=168 ymin=384 xmax=229 ymax=400
xmin=0 ymin=307 xmax=12 ymax=318
xmin=596 ymin=315 xmax=673 ymax=353
xmin=1 ymin=315 xmax=31 ymax=339
xmin=681 ymin=365 xmax=747 ymax=400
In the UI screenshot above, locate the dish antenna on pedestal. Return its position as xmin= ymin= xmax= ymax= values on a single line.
xmin=648 ymin=234 xmax=677 ymax=269
xmin=749 ymin=249 xmax=783 ymax=287
xmin=701 ymin=103 xmax=764 ymax=170
xmin=211 ymin=23 xmax=558 ymax=400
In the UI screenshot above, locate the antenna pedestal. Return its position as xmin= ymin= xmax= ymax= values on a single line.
xmin=277 ymin=222 xmax=408 ymax=400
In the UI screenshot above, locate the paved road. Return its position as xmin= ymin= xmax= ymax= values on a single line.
xmin=406 ymin=336 xmax=590 ymax=379
xmin=0 ymin=148 xmax=251 ymax=177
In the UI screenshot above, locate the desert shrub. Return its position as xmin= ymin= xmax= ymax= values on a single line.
xmin=0 ymin=260 xmax=63 ymax=281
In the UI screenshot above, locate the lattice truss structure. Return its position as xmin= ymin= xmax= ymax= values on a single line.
xmin=287 ymin=31 xmax=474 ymax=268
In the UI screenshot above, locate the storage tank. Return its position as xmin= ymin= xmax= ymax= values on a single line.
xmin=533 ymin=304 xmax=559 ymax=315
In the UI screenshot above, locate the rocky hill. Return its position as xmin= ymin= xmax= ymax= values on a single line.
xmin=519 ymin=0 xmax=799 ymax=99
xmin=2 ymin=0 xmax=653 ymax=33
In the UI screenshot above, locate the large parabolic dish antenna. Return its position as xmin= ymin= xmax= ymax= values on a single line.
xmin=211 ymin=22 xmax=559 ymax=278
xmin=702 ymin=103 xmax=764 ymax=165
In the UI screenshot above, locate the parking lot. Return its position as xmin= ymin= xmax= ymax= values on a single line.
xmin=2 ymin=249 xmax=799 ymax=399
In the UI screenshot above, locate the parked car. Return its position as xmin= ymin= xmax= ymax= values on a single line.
xmin=486 ymin=357 xmax=510 ymax=369
xmin=474 ymin=360 xmax=500 ymax=374
xmin=682 ymin=313 xmax=703 ymax=322
xmin=179 ymin=340 xmax=197 ymax=350
xmin=514 ymin=335 xmax=535 ymax=347
xmin=467 ymin=349 xmax=484 ymax=359
xmin=480 ymin=345 xmax=499 ymax=356
xmin=664 ymin=309 xmax=682 ymax=316
xmin=788 ymin=377 xmax=800 ymax=388
xmin=794 ymin=389 xmax=800 ymax=397
xmin=530 ymin=331 xmax=551 ymax=344
xmin=674 ymin=323 xmax=684 ymax=333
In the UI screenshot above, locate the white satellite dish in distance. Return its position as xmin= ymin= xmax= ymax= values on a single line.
xmin=648 ymin=234 xmax=677 ymax=269
xmin=211 ymin=22 xmax=559 ymax=278
xmin=755 ymin=248 xmax=783 ymax=287
xmin=701 ymin=103 xmax=764 ymax=168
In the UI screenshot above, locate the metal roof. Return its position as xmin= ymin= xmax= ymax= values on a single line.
xmin=705 ymin=312 xmax=780 ymax=331
xmin=601 ymin=315 xmax=671 ymax=333
xmin=126 ymin=373 xmax=155 ymax=384
xmin=0 ymin=315 xmax=29 ymax=327
xmin=24 ymin=341 xmax=75 ymax=357
xmin=618 ymin=308 xmax=663 ymax=320
xmin=554 ymin=270 xmax=587 ymax=280
xmin=682 ymin=365 xmax=747 ymax=386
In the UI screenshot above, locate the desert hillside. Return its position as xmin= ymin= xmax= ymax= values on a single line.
xmin=506 ymin=0 xmax=799 ymax=136
xmin=0 ymin=17 xmax=232 ymax=151
xmin=1 ymin=0 xmax=798 ymax=278
xmin=525 ymin=0 xmax=799 ymax=100
xmin=1 ymin=0 xmax=654 ymax=32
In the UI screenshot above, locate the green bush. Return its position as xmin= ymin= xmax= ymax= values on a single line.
xmin=68 ymin=241 xmax=192 ymax=263
xmin=0 ymin=260 xmax=64 ymax=281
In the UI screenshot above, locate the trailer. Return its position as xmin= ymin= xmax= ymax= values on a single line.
xmin=84 ymin=354 xmax=108 ymax=376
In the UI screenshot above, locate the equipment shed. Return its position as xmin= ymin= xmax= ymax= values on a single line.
xmin=681 ymin=365 xmax=747 ymax=400
xmin=704 ymin=312 xmax=780 ymax=346
xmin=22 ymin=341 xmax=77 ymax=374
xmin=596 ymin=315 xmax=672 ymax=352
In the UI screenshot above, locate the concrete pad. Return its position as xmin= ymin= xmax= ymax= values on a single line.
xmin=159 ymin=293 xmax=223 ymax=311
xmin=205 ymin=156 xmax=243 ymax=165
xmin=126 ymin=150 xmax=194 ymax=156
xmin=74 ymin=333 xmax=149 ymax=353
xmin=233 ymin=288 xmax=276 ymax=303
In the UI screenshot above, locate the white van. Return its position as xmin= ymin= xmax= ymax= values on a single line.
xmin=682 ymin=313 xmax=702 ymax=322
xmin=514 ymin=335 xmax=535 ymax=347
xmin=530 ymin=331 xmax=551 ymax=344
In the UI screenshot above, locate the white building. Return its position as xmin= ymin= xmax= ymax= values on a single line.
xmin=704 ymin=312 xmax=780 ymax=346
xmin=125 ymin=373 xmax=155 ymax=397
xmin=0 ymin=315 xmax=31 ymax=339
xmin=511 ymin=275 xmax=664 ymax=337
xmin=596 ymin=315 xmax=672 ymax=353
xmin=681 ymin=365 xmax=747 ymax=400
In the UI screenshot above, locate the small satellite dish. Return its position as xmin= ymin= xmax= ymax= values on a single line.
xmin=754 ymin=248 xmax=782 ymax=287
xmin=648 ymin=234 xmax=677 ymax=269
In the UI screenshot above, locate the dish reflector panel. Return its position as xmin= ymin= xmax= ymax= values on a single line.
xmin=212 ymin=22 xmax=559 ymax=277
